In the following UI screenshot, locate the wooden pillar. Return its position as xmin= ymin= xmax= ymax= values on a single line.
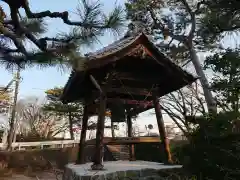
xmin=91 ymin=94 xmax=106 ymax=170
xmin=111 ymin=120 xmax=115 ymax=138
xmin=126 ymin=113 xmax=135 ymax=161
xmin=76 ymin=105 xmax=89 ymax=164
xmin=153 ymin=95 xmax=173 ymax=164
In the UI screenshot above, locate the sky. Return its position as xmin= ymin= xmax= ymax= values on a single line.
xmin=0 ymin=0 xmax=125 ymax=99
xmin=0 ymin=1 xmax=239 ymax=140
xmin=0 ymin=0 xmax=176 ymax=135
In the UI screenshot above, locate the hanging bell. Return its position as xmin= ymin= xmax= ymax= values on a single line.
xmin=109 ymin=101 xmax=126 ymax=122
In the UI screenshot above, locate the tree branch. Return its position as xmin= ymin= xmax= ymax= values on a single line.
xmin=0 ymin=46 xmax=19 ymax=53
xmin=0 ymin=24 xmax=28 ymax=56
xmin=148 ymin=8 xmax=187 ymax=42
xmin=1 ymin=0 xmax=124 ymax=66
xmin=21 ymin=1 xmax=113 ymax=29
xmin=180 ymin=0 xmax=196 ymax=40
xmin=161 ymin=105 xmax=189 ymax=136
xmin=195 ymin=0 xmax=210 ymax=14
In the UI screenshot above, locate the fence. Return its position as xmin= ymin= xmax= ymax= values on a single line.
xmin=0 ymin=136 xmax=187 ymax=151
xmin=0 ymin=140 xmax=79 ymax=150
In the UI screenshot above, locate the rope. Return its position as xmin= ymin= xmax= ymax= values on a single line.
xmin=116 ymin=76 xmax=135 ymax=101
xmin=142 ymin=85 xmax=155 ymax=108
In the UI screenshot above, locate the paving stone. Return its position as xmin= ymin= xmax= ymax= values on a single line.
xmin=62 ymin=161 xmax=182 ymax=180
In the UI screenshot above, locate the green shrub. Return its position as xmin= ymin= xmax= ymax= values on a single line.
xmin=171 ymin=143 xmax=187 ymax=165
xmin=184 ymin=134 xmax=240 ymax=179
xmin=177 ymin=112 xmax=240 ymax=179
xmin=135 ymin=143 xmax=165 ymax=162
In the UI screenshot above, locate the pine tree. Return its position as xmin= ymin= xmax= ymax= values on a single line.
xmin=204 ymin=48 xmax=240 ymax=114
xmin=0 ymin=0 xmax=124 ymax=69
xmin=125 ymin=0 xmax=217 ymax=113
xmin=0 ymin=69 xmax=20 ymax=150
xmin=0 ymin=86 xmax=11 ymax=115
xmin=198 ymin=0 xmax=240 ymax=44
xmin=43 ymin=87 xmax=83 ymax=140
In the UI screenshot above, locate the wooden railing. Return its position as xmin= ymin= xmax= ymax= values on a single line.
xmin=86 ymin=137 xmax=161 ymax=145
xmin=0 ymin=136 xmax=183 ymax=150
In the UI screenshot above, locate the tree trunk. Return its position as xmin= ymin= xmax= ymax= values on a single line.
xmin=7 ymin=67 xmax=20 ymax=151
xmin=68 ymin=112 xmax=74 ymax=140
xmin=189 ymin=47 xmax=217 ymax=113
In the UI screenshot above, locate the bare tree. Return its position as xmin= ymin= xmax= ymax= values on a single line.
xmin=132 ymin=124 xmax=140 ymax=137
xmin=7 ymin=67 xmax=20 ymax=150
xmin=15 ymin=97 xmax=68 ymax=140
xmin=160 ymin=81 xmax=206 ymax=137
xmin=125 ymin=0 xmax=217 ymax=113
xmin=165 ymin=124 xmax=176 ymax=138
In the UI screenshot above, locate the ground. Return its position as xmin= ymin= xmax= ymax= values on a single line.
xmin=0 ymin=171 xmax=62 ymax=180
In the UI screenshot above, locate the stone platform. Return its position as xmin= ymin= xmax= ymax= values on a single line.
xmin=63 ymin=161 xmax=182 ymax=180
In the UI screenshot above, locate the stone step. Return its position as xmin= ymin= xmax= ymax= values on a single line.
xmin=112 ymin=152 xmax=129 ymax=160
xmin=107 ymin=145 xmax=130 ymax=160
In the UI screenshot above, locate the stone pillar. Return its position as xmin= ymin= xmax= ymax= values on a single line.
xmin=76 ymin=105 xmax=88 ymax=164
xmin=91 ymin=94 xmax=106 ymax=170
xmin=127 ymin=113 xmax=135 ymax=161
xmin=153 ymin=95 xmax=173 ymax=164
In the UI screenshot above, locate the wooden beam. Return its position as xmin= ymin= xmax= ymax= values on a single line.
xmin=91 ymin=87 xmax=154 ymax=96
xmin=110 ymin=79 xmax=155 ymax=89
xmin=114 ymin=72 xmax=161 ymax=83
xmin=153 ymin=95 xmax=173 ymax=164
xmin=107 ymin=87 xmax=152 ymax=96
xmin=86 ymin=137 xmax=161 ymax=145
xmin=127 ymin=112 xmax=135 ymax=161
xmin=107 ymin=98 xmax=153 ymax=106
xmin=91 ymin=94 xmax=106 ymax=170
xmin=76 ymin=105 xmax=89 ymax=164
xmin=90 ymin=75 xmax=103 ymax=94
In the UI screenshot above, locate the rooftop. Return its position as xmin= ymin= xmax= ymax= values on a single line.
xmin=61 ymin=32 xmax=197 ymax=115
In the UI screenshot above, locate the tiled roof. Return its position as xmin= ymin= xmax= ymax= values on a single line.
xmin=85 ymin=33 xmax=143 ymax=60
xmin=61 ymin=32 xmax=198 ymax=103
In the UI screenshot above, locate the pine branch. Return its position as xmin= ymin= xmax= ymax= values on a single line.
xmin=0 ymin=0 xmax=125 ymax=67
xmin=21 ymin=0 xmax=123 ymax=29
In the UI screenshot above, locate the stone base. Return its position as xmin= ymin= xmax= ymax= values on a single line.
xmin=91 ymin=163 xmax=104 ymax=170
xmin=63 ymin=161 xmax=182 ymax=180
